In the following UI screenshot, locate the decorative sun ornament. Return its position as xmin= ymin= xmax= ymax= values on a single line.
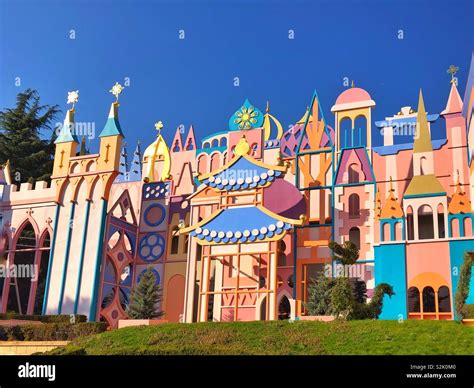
xmin=109 ymin=82 xmax=125 ymax=102
xmin=67 ymin=90 xmax=79 ymax=108
xmin=234 ymin=105 xmax=259 ymax=130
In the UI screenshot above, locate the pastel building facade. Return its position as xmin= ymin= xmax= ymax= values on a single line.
xmin=1 ymin=58 xmax=474 ymax=326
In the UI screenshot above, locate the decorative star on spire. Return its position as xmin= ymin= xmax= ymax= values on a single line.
xmin=110 ymin=82 xmax=125 ymax=102
xmin=154 ymin=121 xmax=164 ymax=135
xmin=447 ymin=65 xmax=459 ymax=84
xmin=67 ymin=90 xmax=79 ymax=108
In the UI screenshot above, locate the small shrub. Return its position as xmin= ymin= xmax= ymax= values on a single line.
xmin=0 ymin=313 xmax=86 ymax=324
xmin=0 ymin=322 xmax=106 ymax=341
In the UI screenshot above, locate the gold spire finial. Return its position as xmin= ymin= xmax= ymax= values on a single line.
xmin=351 ymin=80 xmax=355 ymax=88
xmin=110 ymin=82 xmax=125 ymax=102
xmin=67 ymin=90 xmax=79 ymax=109
xmin=447 ymin=65 xmax=459 ymax=84
xmin=266 ymin=101 xmax=270 ymax=113
xmin=154 ymin=121 xmax=164 ymax=136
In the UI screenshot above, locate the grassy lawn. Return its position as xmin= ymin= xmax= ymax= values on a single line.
xmin=47 ymin=320 xmax=474 ymax=355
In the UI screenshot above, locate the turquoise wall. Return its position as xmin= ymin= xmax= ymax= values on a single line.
xmin=374 ymin=243 xmax=407 ymax=320
xmin=449 ymin=239 xmax=474 ymax=319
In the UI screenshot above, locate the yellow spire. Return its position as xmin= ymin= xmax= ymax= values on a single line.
xmin=413 ymin=89 xmax=433 ymax=153
xmin=351 ymin=80 xmax=355 ymax=88
xmin=143 ymin=121 xmax=171 ymax=182
xmin=448 ymin=170 xmax=472 ymax=214
xmin=380 ymin=177 xmax=404 ymax=219
xmin=262 ymin=101 xmax=283 ymax=141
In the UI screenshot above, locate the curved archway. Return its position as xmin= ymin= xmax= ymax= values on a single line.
xmin=8 ymin=221 xmax=36 ymax=314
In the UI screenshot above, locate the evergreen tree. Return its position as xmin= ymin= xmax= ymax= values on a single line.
xmin=305 ymin=270 xmax=335 ymax=315
xmin=126 ymin=267 xmax=164 ymax=319
xmin=0 ymin=89 xmax=59 ymax=184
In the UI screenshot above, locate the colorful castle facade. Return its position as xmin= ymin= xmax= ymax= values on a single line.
xmin=1 ymin=58 xmax=474 ymax=327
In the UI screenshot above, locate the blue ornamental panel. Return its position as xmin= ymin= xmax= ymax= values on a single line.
xmin=142 ymin=182 xmax=170 ymax=200
xmin=138 ymin=233 xmax=166 ymax=262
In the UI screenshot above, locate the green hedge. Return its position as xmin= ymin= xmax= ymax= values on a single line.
xmin=0 ymin=322 xmax=107 ymax=341
xmin=464 ymin=304 xmax=474 ymax=319
xmin=0 ymin=313 xmax=86 ymax=324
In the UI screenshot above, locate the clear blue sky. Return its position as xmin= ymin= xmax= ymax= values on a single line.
xmin=0 ymin=0 xmax=473 ymax=151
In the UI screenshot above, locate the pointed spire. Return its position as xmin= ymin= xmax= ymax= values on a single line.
xmin=448 ymin=170 xmax=472 ymax=214
xmin=128 ymin=141 xmax=142 ymax=181
xmin=117 ymin=142 xmax=129 ymax=181
xmin=99 ymin=102 xmax=123 ymax=138
xmin=380 ymin=177 xmax=404 ymax=219
xmin=79 ymin=136 xmax=87 ymax=155
xmin=184 ymin=125 xmax=197 ymax=151
xmin=441 ymin=82 xmax=463 ymax=115
xmin=413 ymin=89 xmax=433 ymax=153
xmin=171 ymin=127 xmax=184 ymax=152
xmin=55 ymin=108 xmax=79 ymax=144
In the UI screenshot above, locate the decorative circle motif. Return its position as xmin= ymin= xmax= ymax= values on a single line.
xmin=144 ymin=203 xmax=166 ymax=227
xmin=138 ymin=233 xmax=165 ymax=262
xmin=137 ymin=268 xmax=161 ymax=285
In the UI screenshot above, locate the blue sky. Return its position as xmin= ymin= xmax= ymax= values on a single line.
xmin=0 ymin=0 xmax=473 ymax=152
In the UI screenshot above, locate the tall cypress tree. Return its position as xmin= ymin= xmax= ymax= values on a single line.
xmin=0 ymin=89 xmax=59 ymax=184
xmin=127 ymin=267 xmax=164 ymax=319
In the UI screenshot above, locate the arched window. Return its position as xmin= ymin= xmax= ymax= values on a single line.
xmin=353 ymin=115 xmax=367 ymax=147
xmin=210 ymin=153 xmax=220 ymax=171
xmin=197 ymin=154 xmax=207 ymax=174
xmin=437 ymin=286 xmax=451 ymax=313
xmin=8 ymin=222 xmax=36 ymax=314
xmin=418 ymin=205 xmax=434 ymax=240
xmin=406 ymin=206 xmax=414 ymax=240
xmin=173 ymin=140 xmax=181 ymax=152
xmin=349 ymin=227 xmax=360 ymax=249
xmin=171 ymin=227 xmax=180 ymax=255
xmin=220 ymin=137 xmax=227 ymax=147
xmin=463 ymin=217 xmax=472 ymax=238
xmin=339 ymin=117 xmax=352 ymax=149
xmin=186 ymin=139 xmax=194 ymax=151
xmin=278 ymin=296 xmax=291 ymax=320
xmin=33 ymin=231 xmax=51 ymax=315
xmin=383 ymin=222 xmax=391 ymax=242
xmin=348 ymin=193 xmax=360 ymax=218
xmin=348 ymin=164 xmax=360 ymax=183
xmin=422 ymin=286 xmax=436 ymax=313
xmin=437 ymin=204 xmax=445 ymax=238
xmin=408 ymin=286 xmax=420 ymax=313
xmin=211 ymin=139 xmax=219 ymax=148
xmin=420 ymin=156 xmax=428 ymax=175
